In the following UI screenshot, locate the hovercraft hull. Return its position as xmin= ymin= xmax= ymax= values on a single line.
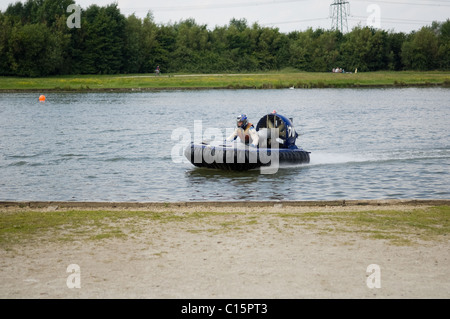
xmin=184 ymin=142 xmax=310 ymax=171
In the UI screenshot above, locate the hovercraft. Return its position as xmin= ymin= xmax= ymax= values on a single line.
xmin=184 ymin=112 xmax=310 ymax=171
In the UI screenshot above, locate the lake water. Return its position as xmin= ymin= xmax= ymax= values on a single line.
xmin=0 ymin=88 xmax=449 ymax=202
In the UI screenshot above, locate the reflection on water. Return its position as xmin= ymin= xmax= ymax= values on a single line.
xmin=0 ymin=88 xmax=449 ymax=201
xmin=186 ymin=167 xmax=262 ymax=182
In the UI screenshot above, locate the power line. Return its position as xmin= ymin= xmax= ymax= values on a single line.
xmin=352 ymin=0 xmax=450 ymax=7
xmin=349 ymin=17 xmax=436 ymax=25
xmin=352 ymin=15 xmax=438 ymax=23
xmin=263 ymin=17 xmax=329 ymax=26
xmin=112 ymin=0 xmax=448 ymax=32
xmin=411 ymin=0 xmax=450 ymax=3
xmin=123 ymin=0 xmax=310 ymax=12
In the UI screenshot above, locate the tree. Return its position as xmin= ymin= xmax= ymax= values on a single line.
xmin=401 ymin=26 xmax=439 ymax=70
xmin=7 ymin=23 xmax=64 ymax=76
xmin=210 ymin=25 xmax=235 ymax=72
xmin=140 ymin=12 xmax=161 ymax=73
xmin=171 ymin=19 xmax=211 ymax=72
xmin=153 ymin=24 xmax=176 ymax=73
xmin=311 ymin=30 xmax=341 ymax=72
xmin=288 ymin=30 xmax=313 ymax=71
xmin=76 ymin=4 xmax=126 ymax=74
xmin=437 ymin=19 xmax=450 ymax=70
xmin=1 ymin=0 xmax=449 ymax=76
xmin=386 ymin=31 xmax=406 ymax=70
xmin=123 ymin=14 xmax=143 ymax=73
xmin=339 ymin=26 xmax=387 ymax=72
xmin=253 ymin=25 xmax=284 ymax=70
xmin=37 ymin=0 xmax=74 ymax=26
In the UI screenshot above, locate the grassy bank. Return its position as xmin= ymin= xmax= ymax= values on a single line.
xmin=1 ymin=206 xmax=449 ymax=247
xmin=1 ymin=71 xmax=449 ymax=92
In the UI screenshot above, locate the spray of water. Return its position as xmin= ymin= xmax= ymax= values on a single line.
xmin=279 ymin=148 xmax=450 ymax=169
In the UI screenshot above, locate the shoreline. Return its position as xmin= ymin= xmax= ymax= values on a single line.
xmin=1 ymin=199 xmax=449 ymax=211
xmin=1 ymin=71 xmax=449 ymax=93
xmin=0 ymin=82 xmax=447 ymax=93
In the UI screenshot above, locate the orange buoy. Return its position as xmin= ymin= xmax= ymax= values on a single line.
xmin=39 ymin=95 xmax=46 ymax=102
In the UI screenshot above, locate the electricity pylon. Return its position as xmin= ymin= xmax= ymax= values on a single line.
xmin=330 ymin=0 xmax=350 ymax=33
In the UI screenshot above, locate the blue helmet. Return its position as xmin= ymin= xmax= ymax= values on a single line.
xmin=237 ymin=114 xmax=248 ymax=129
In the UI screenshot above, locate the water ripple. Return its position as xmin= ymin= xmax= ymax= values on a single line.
xmin=0 ymin=88 xmax=449 ymax=201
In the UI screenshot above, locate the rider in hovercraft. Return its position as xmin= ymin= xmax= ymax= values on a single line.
xmin=226 ymin=114 xmax=259 ymax=148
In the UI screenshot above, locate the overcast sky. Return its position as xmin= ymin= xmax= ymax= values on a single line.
xmin=1 ymin=0 xmax=449 ymax=33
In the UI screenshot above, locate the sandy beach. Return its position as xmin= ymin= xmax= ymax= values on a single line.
xmin=1 ymin=200 xmax=449 ymax=299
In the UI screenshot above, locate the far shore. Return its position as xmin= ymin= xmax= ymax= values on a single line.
xmin=0 ymin=82 xmax=446 ymax=93
xmin=0 ymin=71 xmax=449 ymax=92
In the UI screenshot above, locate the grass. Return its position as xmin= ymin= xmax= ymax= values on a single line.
xmin=278 ymin=206 xmax=450 ymax=245
xmin=0 ymin=206 xmax=448 ymax=247
xmin=0 ymin=209 xmax=215 ymax=246
xmin=0 ymin=70 xmax=449 ymax=91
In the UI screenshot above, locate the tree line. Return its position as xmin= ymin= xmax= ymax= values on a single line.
xmin=0 ymin=0 xmax=449 ymax=77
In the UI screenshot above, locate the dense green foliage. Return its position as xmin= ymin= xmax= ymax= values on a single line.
xmin=0 ymin=0 xmax=449 ymax=77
